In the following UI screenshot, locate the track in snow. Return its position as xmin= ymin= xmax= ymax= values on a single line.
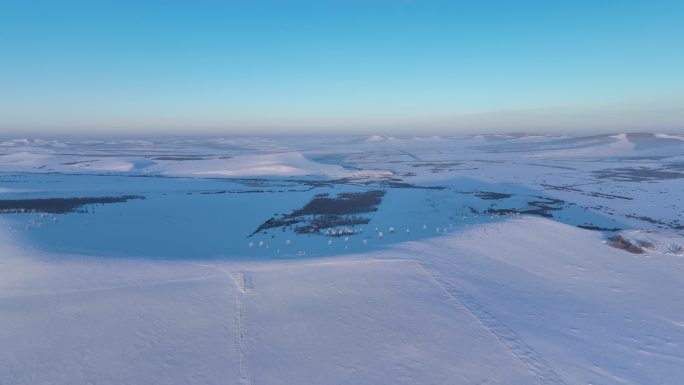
xmin=414 ymin=262 xmax=568 ymax=385
xmin=230 ymin=271 xmax=252 ymax=385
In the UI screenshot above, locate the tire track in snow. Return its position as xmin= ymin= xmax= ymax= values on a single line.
xmin=412 ymin=261 xmax=568 ymax=385
xmin=179 ymin=263 xmax=253 ymax=385
xmin=230 ymin=271 xmax=251 ymax=385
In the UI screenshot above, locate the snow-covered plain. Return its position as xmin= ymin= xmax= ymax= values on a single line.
xmin=1 ymin=133 xmax=684 ymax=384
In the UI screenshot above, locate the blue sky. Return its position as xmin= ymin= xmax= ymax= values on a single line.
xmin=1 ymin=0 xmax=682 ymax=134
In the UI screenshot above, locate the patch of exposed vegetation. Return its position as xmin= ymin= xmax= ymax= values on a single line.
xmin=327 ymin=177 xmax=445 ymax=190
xmin=484 ymin=208 xmax=520 ymax=216
xmin=626 ymin=214 xmax=684 ymax=231
xmin=230 ymin=177 xmax=444 ymax=190
xmin=484 ymin=197 xmax=565 ymax=218
xmin=287 ymin=190 xmax=384 ymax=217
xmin=411 ymin=161 xmax=463 ymax=173
xmin=576 ymin=225 xmax=621 ymax=232
xmin=626 ymin=214 xmax=665 ymax=225
xmin=0 ymin=195 xmax=145 ymax=214
xmin=199 ymin=189 xmax=270 ymax=195
xmin=61 ymin=160 xmax=98 ymax=165
xmin=588 ymin=191 xmax=633 ymax=200
xmin=151 ymin=156 xmax=206 ymax=161
xmin=593 ymin=167 xmax=684 ymax=182
xmin=294 ymin=215 xmax=370 ymax=235
xmin=251 ymin=217 xmax=301 ymax=235
xmin=522 ymin=198 xmax=565 ymax=217
xmin=475 ymin=191 xmax=513 ymax=200
xmin=608 ymin=235 xmax=644 ymax=254
xmin=539 ymin=183 xmax=583 ymax=192
xmin=250 ymin=190 xmax=385 ymax=237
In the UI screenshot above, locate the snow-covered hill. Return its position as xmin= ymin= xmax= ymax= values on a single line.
xmin=1 ymin=217 xmax=683 ymax=384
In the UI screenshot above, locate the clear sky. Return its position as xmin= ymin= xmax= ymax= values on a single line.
xmin=1 ymin=0 xmax=683 ymax=135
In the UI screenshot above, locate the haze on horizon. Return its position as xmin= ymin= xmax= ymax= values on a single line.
xmin=1 ymin=0 xmax=683 ymax=135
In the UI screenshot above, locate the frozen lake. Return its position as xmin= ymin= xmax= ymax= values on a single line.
xmin=3 ymin=171 xmax=624 ymax=259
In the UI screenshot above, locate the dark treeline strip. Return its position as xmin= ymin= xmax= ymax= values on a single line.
xmin=0 ymin=195 xmax=145 ymax=214
xmin=475 ymin=191 xmax=513 ymax=200
xmin=250 ymin=190 xmax=386 ymax=237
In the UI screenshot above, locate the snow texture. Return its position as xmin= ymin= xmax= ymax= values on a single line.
xmin=1 ymin=216 xmax=683 ymax=384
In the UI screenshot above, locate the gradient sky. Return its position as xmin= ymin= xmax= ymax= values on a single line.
xmin=1 ymin=0 xmax=683 ymax=135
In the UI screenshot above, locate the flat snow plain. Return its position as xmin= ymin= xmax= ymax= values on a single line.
xmin=1 ymin=133 xmax=684 ymax=384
